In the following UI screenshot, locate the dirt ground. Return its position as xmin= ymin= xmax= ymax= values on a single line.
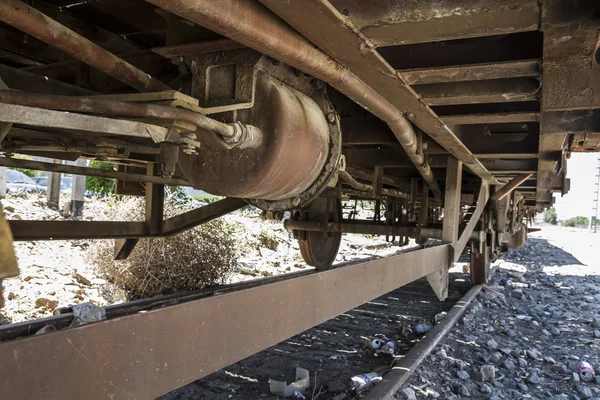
xmin=400 ymin=227 xmax=600 ymax=400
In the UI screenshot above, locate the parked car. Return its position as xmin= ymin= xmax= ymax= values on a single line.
xmin=34 ymin=175 xmax=73 ymax=194
xmin=6 ymin=169 xmax=39 ymax=193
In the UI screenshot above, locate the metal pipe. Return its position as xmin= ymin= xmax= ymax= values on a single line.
xmin=491 ymin=173 xmax=533 ymax=201
xmin=339 ymin=170 xmax=409 ymax=199
xmin=144 ymin=0 xmax=441 ymax=199
xmin=0 ymin=90 xmax=262 ymax=148
xmin=0 ymin=0 xmax=169 ymax=93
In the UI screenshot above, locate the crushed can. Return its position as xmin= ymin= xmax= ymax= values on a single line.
xmin=351 ymin=372 xmax=382 ymax=394
xmin=379 ymin=339 xmax=396 ymax=355
xmin=578 ymin=361 xmax=595 ymax=382
xmin=415 ymin=322 xmax=432 ymax=334
xmin=434 ymin=312 xmax=447 ymax=324
xmin=364 ymin=337 xmax=384 ymax=350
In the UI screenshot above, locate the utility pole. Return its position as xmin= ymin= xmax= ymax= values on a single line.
xmin=592 ymin=155 xmax=600 ymax=233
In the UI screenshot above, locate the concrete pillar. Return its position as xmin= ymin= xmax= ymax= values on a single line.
xmin=47 ymin=159 xmax=62 ymax=210
xmin=0 ymin=167 xmax=6 ymax=199
xmin=70 ymin=158 xmax=86 ymax=217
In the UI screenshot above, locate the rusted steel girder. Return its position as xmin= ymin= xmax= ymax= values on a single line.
xmin=0 ymin=90 xmax=262 ymax=149
xmin=0 ymin=245 xmax=451 ymax=400
xmin=491 ymin=173 xmax=534 ymax=201
xmin=144 ymin=0 xmax=442 ymax=199
xmin=0 ymin=0 xmax=169 ymax=93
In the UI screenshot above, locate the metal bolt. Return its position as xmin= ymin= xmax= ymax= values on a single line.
xmin=292 ymin=197 xmax=301 ymax=207
xmin=406 ymin=112 xmax=415 ymax=119
xmin=325 ymin=162 xmax=333 ymax=172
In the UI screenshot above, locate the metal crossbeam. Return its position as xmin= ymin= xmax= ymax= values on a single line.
xmin=0 ymin=245 xmax=451 ymax=400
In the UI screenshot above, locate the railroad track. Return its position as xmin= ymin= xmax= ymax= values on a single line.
xmin=160 ymin=268 xmax=478 ymax=400
xmin=0 ymin=247 xmax=484 ymax=399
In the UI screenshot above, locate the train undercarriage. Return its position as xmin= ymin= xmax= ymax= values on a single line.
xmin=0 ymin=0 xmax=598 ymax=398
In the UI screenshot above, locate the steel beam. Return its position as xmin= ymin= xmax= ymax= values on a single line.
xmin=329 ymin=0 xmax=539 ymax=46
xmin=9 ymin=198 xmax=246 ymax=241
xmin=0 ymin=245 xmax=451 ymax=400
xmin=415 ymin=78 xmax=540 ymax=106
xmin=442 ymin=112 xmax=539 ymax=125
xmin=427 ymin=156 xmax=462 ymax=300
xmin=9 ymin=221 xmax=149 ymax=240
xmin=454 ymin=181 xmax=489 ymax=261
xmin=401 ymin=60 xmax=539 ymax=85
xmin=0 ymin=0 xmax=169 ymax=92
xmin=162 ymin=197 xmax=246 ymax=236
xmin=490 ymin=174 xmax=534 ymax=201
xmin=0 ymin=103 xmax=172 ymax=142
xmin=256 ymin=0 xmax=494 ymax=183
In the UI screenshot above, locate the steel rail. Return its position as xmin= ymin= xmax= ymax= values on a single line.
xmin=0 ymin=0 xmax=169 ymax=93
xmin=364 ymin=283 xmax=485 ymax=400
xmin=144 ymin=0 xmax=442 ymax=199
xmin=0 ymin=244 xmax=451 ymax=400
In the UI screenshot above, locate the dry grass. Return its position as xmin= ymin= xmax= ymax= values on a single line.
xmin=88 ymin=194 xmax=238 ymax=300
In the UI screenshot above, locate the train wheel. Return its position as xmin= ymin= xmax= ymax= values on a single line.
xmin=298 ymin=197 xmax=342 ymax=270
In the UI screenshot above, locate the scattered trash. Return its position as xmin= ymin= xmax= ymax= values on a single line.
xmin=364 ymin=336 xmax=396 ymax=355
xmin=415 ymin=322 xmax=432 ymax=334
xmin=578 ymin=361 xmax=596 ymax=382
xmin=434 ymin=312 xmax=447 ymax=324
xmin=351 ymin=372 xmax=382 ymax=394
xmin=364 ymin=337 xmax=384 ymax=350
xmin=70 ymin=302 xmax=106 ymax=327
xmin=379 ymin=339 xmax=396 ymax=355
xmin=237 ymin=262 xmax=258 ymax=276
xmin=401 ymin=325 xmax=413 ymax=337
xmin=500 ymin=278 xmax=513 ymax=286
xmin=71 ymin=271 xmax=91 ymax=286
xmin=269 ymin=367 xmax=310 ymax=398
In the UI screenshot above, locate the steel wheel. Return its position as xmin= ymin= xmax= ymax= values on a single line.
xmin=298 ymin=197 xmax=342 ymax=270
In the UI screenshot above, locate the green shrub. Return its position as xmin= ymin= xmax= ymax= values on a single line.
xmin=15 ymin=168 xmax=35 ymax=177
xmin=544 ymin=207 xmax=557 ymax=225
xmin=86 ymin=161 xmax=115 ymax=195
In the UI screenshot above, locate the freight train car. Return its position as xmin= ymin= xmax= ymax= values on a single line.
xmin=0 ymin=0 xmax=597 ymax=398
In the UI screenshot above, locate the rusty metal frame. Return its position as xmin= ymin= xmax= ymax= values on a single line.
xmin=453 ymin=181 xmax=489 ymax=262
xmin=8 ymin=197 xmax=246 ymax=241
xmin=144 ymin=0 xmax=444 ymax=199
xmin=0 ymin=0 xmax=169 ymax=92
xmin=0 ymin=244 xmax=451 ymax=400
